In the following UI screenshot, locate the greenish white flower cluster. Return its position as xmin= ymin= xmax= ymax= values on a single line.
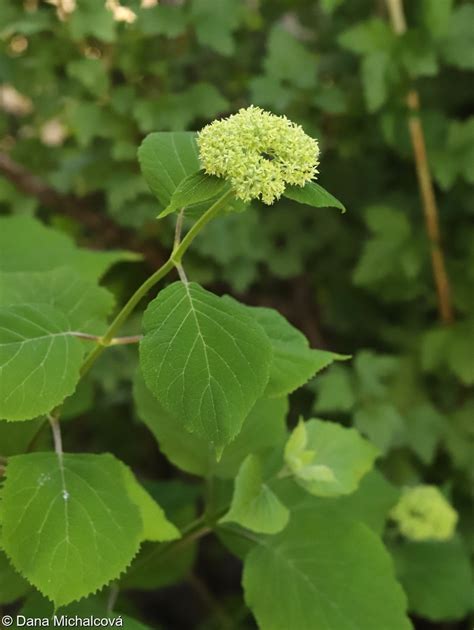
xmin=197 ymin=106 xmax=319 ymax=205
xmin=390 ymin=485 xmax=458 ymax=542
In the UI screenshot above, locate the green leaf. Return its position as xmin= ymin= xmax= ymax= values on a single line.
xmin=399 ymin=33 xmax=438 ymax=78
xmin=0 ymin=216 xmax=138 ymax=282
xmin=243 ymin=488 xmax=412 ymax=630
xmin=249 ymin=75 xmax=292 ymax=110
xmin=122 ymin=539 xmax=197 ymax=592
xmin=264 ymin=26 xmax=317 ymax=89
xmin=444 ymin=400 xmax=474 ymax=471
xmin=137 ymin=4 xmax=187 ymax=37
xmin=0 ymin=267 xmax=114 ymax=331
xmin=404 ymin=403 xmax=445 ymax=465
xmin=68 ymin=0 xmax=116 ymax=42
xmin=67 ymin=58 xmax=109 ymax=97
xmin=284 ymin=181 xmax=346 ymax=212
xmin=321 ymin=0 xmax=344 ymax=15
xmin=244 ymin=306 xmax=348 ymax=397
xmin=354 ymin=403 xmax=406 ymax=453
xmin=440 ymin=6 xmax=474 ymax=70
xmin=140 ymin=282 xmax=272 ymax=450
xmin=0 ymin=551 xmax=30 ymax=605
xmin=0 ymin=418 xmax=44 ymax=456
xmin=220 ymin=455 xmax=289 ymax=534
xmin=61 ymin=379 xmax=95 ymax=421
xmin=421 ymin=0 xmax=453 ymax=38
xmin=134 ymin=371 xmax=288 ymax=478
xmin=138 ymin=132 xmax=201 ymax=206
xmin=28 ymin=592 xmax=153 ymax=630
xmin=447 ymin=321 xmax=474 ymax=385
xmin=135 ymin=84 xmax=228 ymax=133
xmin=215 ymin=395 xmax=288 ymax=478
xmin=0 ymin=304 xmax=85 ymax=421
xmin=354 ymin=206 xmax=416 ymax=289
xmin=313 ymin=364 xmax=356 ymax=413
xmin=121 ymin=465 xmax=180 ymax=543
xmin=422 ymin=321 xmax=474 ymax=385
xmin=284 ymin=419 xmax=379 ymax=497
xmin=273 ymin=474 xmax=399 ymax=537
xmin=355 ymin=350 xmax=400 ymax=398
xmin=393 ymin=538 xmax=473 ymax=621
xmin=330 ymin=470 xmax=400 ymax=536
xmin=190 ymin=0 xmax=241 ymax=55
xmin=158 ymin=170 xmax=230 ymax=218
xmin=1 ymin=453 xmax=142 ymax=607
xmin=121 ymin=482 xmax=199 ymax=591
xmin=338 ymin=18 xmax=395 ymax=55
xmin=134 ymin=370 xmax=207 ymax=475
xmin=66 ymin=102 xmax=108 ymax=147
xmin=361 ymin=51 xmax=389 ymax=112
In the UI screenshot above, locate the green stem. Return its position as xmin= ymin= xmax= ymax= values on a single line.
xmin=80 ymin=189 xmax=233 ymax=378
xmin=80 ymin=258 xmax=174 ymax=377
xmin=171 ymin=188 xmax=234 ymax=264
xmin=127 ymin=515 xmax=211 ymax=577
xmin=127 ymin=503 xmax=229 ymax=579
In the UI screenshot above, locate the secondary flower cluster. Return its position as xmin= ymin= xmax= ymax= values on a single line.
xmin=197 ymin=106 xmax=319 ymax=205
xmin=390 ymin=485 xmax=458 ymax=542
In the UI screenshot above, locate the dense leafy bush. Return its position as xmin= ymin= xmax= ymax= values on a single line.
xmin=0 ymin=1 xmax=473 ymax=629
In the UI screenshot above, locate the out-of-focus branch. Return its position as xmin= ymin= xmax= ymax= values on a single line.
xmin=385 ymin=0 xmax=454 ymax=324
xmin=0 ymin=151 xmax=167 ymax=269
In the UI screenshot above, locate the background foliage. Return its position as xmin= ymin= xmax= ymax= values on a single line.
xmin=0 ymin=0 xmax=473 ymax=628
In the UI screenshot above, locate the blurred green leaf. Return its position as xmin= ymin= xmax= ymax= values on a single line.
xmin=354 ymin=403 xmax=406 ymax=453
xmin=361 ymin=52 xmax=389 ymax=112
xmin=338 ymin=19 xmax=395 ymax=55
xmin=264 ymin=26 xmax=317 ymax=89
xmin=68 ymin=0 xmax=116 ymax=42
xmin=313 ymin=365 xmax=356 ymax=413
xmin=191 ymin=0 xmax=242 ymax=55
xmin=67 ymin=58 xmax=109 ymax=97
xmin=421 ymin=0 xmax=453 ymax=39
xmin=0 ymin=216 xmax=139 ymax=282
xmin=393 ymin=538 xmax=473 ymax=621
xmin=440 ymin=5 xmax=474 ymax=69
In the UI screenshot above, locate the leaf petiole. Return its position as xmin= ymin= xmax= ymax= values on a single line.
xmin=80 ymin=188 xmax=234 ymax=378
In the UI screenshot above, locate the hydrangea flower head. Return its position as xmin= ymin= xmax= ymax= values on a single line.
xmin=390 ymin=485 xmax=458 ymax=542
xmin=197 ymin=106 xmax=319 ymax=205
